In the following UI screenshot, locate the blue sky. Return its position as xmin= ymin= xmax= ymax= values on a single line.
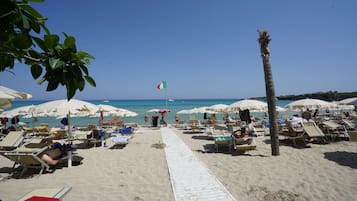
xmin=1 ymin=0 xmax=356 ymax=100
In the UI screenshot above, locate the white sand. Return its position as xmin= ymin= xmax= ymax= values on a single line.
xmin=0 ymin=126 xmax=356 ymax=201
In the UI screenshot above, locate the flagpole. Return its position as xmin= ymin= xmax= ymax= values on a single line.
xmin=165 ymin=86 xmax=168 ymax=109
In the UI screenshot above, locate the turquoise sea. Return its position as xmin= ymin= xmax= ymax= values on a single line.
xmin=8 ymin=99 xmax=294 ymax=128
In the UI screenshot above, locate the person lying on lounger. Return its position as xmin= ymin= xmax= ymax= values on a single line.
xmin=232 ymin=127 xmax=253 ymax=145
xmin=39 ymin=142 xmax=74 ymax=166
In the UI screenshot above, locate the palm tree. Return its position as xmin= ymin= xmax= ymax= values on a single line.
xmin=258 ymin=30 xmax=279 ymax=156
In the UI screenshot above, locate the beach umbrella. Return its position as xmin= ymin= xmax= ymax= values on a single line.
xmin=1 ymin=105 xmax=37 ymax=118
xmin=35 ymin=99 xmax=99 ymax=117
xmin=225 ymin=99 xmax=267 ymax=112
xmin=206 ymin=104 xmax=229 ymax=112
xmin=147 ymin=108 xmax=160 ymax=113
xmin=275 ymin=106 xmax=287 ymax=112
xmin=155 ymin=109 xmax=171 ymax=124
xmin=155 ymin=109 xmax=171 ymax=117
xmin=34 ymin=99 xmax=100 ymax=168
xmin=338 ymin=97 xmax=357 ymax=106
xmin=333 ymin=104 xmax=355 ymax=110
xmin=177 ymin=107 xmax=215 ymax=114
xmin=285 ymin=98 xmax=336 ymax=111
xmin=97 ymin=104 xmax=138 ymax=117
xmin=0 ymin=86 xmax=32 ymax=109
xmin=34 ymin=99 xmax=100 ymax=131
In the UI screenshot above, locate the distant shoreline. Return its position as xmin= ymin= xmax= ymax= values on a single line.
xmin=253 ymin=91 xmax=357 ymax=102
xmin=12 ymin=91 xmax=357 ymax=102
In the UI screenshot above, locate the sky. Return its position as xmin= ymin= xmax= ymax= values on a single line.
xmin=1 ymin=0 xmax=356 ymax=100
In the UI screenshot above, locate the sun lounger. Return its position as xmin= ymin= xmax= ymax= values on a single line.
xmin=279 ymin=121 xmax=308 ymax=147
xmin=0 ymin=131 xmax=25 ymax=150
xmin=4 ymin=146 xmax=50 ymax=177
xmin=320 ymin=120 xmax=350 ymax=141
xmin=232 ymin=136 xmax=256 ymax=152
xmin=339 ymin=119 xmax=357 ymax=141
xmin=17 ymin=186 xmax=72 ymax=201
xmin=214 ymin=135 xmax=232 ymax=152
xmin=3 ymin=137 xmax=77 ymax=177
xmin=71 ymin=129 xmax=103 ymax=147
xmin=206 ymin=124 xmax=230 ymax=138
xmin=105 ymin=136 xmax=131 ymax=149
xmin=340 ymin=119 xmax=356 ymax=130
xmin=302 ymin=122 xmax=326 ymax=143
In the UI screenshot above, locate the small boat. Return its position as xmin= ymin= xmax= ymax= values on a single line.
xmin=168 ymin=99 xmax=175 ymax=102
xmin=103 ymin=100 xmax=109 ymax=103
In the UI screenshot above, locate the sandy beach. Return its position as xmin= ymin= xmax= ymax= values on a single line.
xmin=1 ymin=125 xmax=357 ymax=201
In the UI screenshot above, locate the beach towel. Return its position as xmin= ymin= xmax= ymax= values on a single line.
xmin=119 ymin=127 xmax=133 ymax=134
xmin=111 ymin=136 xmax=130 ymax=144
xmin=25 ymin=196 xmax=60 ymax=201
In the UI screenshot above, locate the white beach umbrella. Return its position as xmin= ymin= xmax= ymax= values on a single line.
xmin=225 ymin=99 xmax=267 ymax=112
xmin=338 ymin=97 xmax=357 ymax=106
xmin=0 ymin=86 xmax=32 ymax=109
xmin=334 ymin=104 xmax=355 ymax=110
xmin=177 ymin=107 xmax=216 ymax=114
xmin=1 ymin=105 xmax=37 ymax=118
xmin=285 ymin=98 xmax=336 ymax=111
xmin=176 ymin=109 xmax=190 ymax=114
xmin=35 ymin=99 xmax=99 ymax=117
xmin=97 ymin=104 xmax=138 ymax=117
xmin=206 ymin=104 xmax=229 ymax=112
xmin=147 ymin=108 xmax=160 ymax=113
xmin=34 ymin=99 xmax=98 ymax=168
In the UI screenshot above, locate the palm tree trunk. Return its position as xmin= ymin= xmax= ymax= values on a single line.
xmin=258 ymin=30 xmax=280 ymax=156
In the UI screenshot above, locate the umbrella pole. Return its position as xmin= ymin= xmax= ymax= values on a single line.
xmin=67 ymin=112 xmax=71 ymax=137
xmin=31 ymin=112 xmax=34 ymax=135
xmin=67 ymin=112 xmax=72 ymax=168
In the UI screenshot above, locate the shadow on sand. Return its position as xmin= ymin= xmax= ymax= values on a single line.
xmin=324 ymin=151 xmax=357 ymax=169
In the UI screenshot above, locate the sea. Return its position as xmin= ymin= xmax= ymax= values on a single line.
xmin=7 ymin=99 xmax=294 ymax=128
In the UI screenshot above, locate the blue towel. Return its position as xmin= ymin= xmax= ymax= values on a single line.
xmin=119 ymin=127 xmax=133 ymax=134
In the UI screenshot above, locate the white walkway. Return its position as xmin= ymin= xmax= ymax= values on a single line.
xmin=161 ymin=127 xmax=236 ymax=201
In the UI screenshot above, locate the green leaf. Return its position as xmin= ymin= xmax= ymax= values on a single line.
xmin=44 ymin=34 xmax=59 ymax=49
xmin=70 ymin=66 xmax=83 ymax=79
xmin=64 ymin=36 xmax=76 ymax=49
xmin=49 ymin=58 xmax=64 ymax=69
xmin=13 ymin=33 xmax=32 ymax=49
xmin=21 ymin=13 xmax=30 ymax=29
xmin=77 ymin=51 xmax=95 ymax=59
xmin=33 ymin=37 xmax=48 ymax=51
xmin=30 ymin=20 xmax=41 ymax=33
xmin=66 ymin=84 xmax=76 ymax=100
xmin=0 ymin=10 xmax=16 ymax=19
xmin=46 ymin=80 xmax=59 ymax=91
xmin=31 ymin=64 xmax=42 ymax=79
xmin=76 ymin=79 xmax=85 ymax=91
xmin=40 ymin=23 xmax=50 ymax=35
xmin=82 ymin=59 xmax=90 ymax=65
xmin=0 ymin=54 xmax=15 ymax=71
xmin=20 ymin=4 xmax=43 ymax=19
xmin=79 ymin=65 xmax=89 ymax=75
xmin=85 ymin=75 xmax=96 ymax=87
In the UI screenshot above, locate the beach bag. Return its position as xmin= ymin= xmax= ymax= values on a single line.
xmin=60 ymin=117 xmax=68 ymax=126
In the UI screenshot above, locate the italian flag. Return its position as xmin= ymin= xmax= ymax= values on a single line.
xmin=157 ymin=81 xmax=167 ymax=90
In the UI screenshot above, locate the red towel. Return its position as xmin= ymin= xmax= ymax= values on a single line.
xmin=25 ymin=196 xmax=60 ymax=201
